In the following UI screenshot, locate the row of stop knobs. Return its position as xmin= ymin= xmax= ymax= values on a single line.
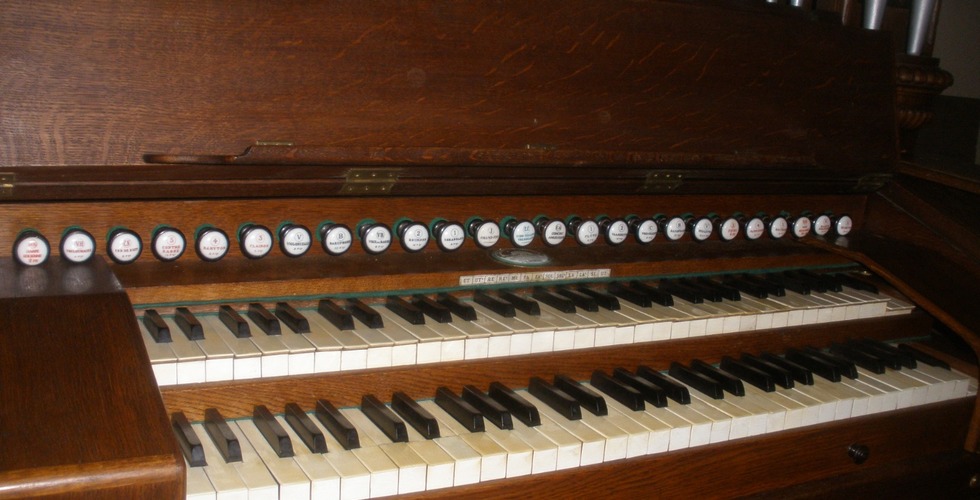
xmin=10 ymin=212 xmax=851 ymax=266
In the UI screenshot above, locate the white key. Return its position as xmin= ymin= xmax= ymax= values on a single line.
xmin=234 ymin=420 xmax=311 ymax=499
xmin=242 ymin=314 xmax=316 ymax=376
xmin=140 ymin=318 xmax=207 ymax=384
xmin=165 ymin=315 xmax=235 ymax=382
xmin=200 ymin=316 xmax=263 ymax=381
xmin=275 ymin=415 xmax=342 ymax=499
xmin=141 ymin=326 xmax=177 ymax=386
xmin=190 ymin=423 xmax=252 ymax=500
xmin=588 ymin=386 xmax=672 ymax=455
xmin=520 ymin=391 xmax=612 ymax=465
xmin=185 ymin=459 xmax=217 ymax=500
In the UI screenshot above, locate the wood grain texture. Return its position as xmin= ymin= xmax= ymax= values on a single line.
xmin=0 ymin=0 xmax=895 ymax=180
xmin=0 ymin=259 xmax=184 ymax=498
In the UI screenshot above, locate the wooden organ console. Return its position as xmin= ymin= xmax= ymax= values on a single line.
xmin=2 ymin=0 xmax=979 ymax=498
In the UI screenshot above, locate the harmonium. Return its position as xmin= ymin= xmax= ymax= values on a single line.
xmin=2 ymin=0 xmax=979 ymax=498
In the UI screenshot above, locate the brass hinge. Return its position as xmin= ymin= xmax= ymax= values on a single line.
xmin=0 ymin=173 xmax=14 ymax=198
xmin=641 ymin=171 xmax=684 ymax=192
xmin=853 ymin=173 xmax=891 ymax=192
xmin=340 ymin=168 xmax=401 ymax=195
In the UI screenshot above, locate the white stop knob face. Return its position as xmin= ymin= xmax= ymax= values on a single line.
xmin=108 ymin=230 xmax=142 ymax=264
xmin=474 ymin=222 xmax=500 ymax=248
xmin=241 ymin=226 xmax=273 ymax=258
xmin=362 ymin=225 xmax=392 ymax=254
xmin=197 ymin=229 xmax=229 ymax=261
xmin=835 ymin=215 xmax=853 ymax=236
xmin=436 ymin=222 xmax=465 ymax=251
xmin=321 ymin=225 xmax=353 ymax=255
xmin=605 ymin=220 xmax=629 ymax=245
xmin=692 ymin=218 xmax=713 ymax=241
xmin=152 ymin=229 xmax=185 ymax=262
xmin=400 ymin=223 xmax=430 ymax=252
xmin=15 ymin=234 xmax=50 ymax=266
xmin=769 ymin=217 xmax=788 ymax=239
xmin=634 ymin=219 xmax=658 ymax=243
xmin=719 ymin=218 xmax=740 ymax=241
xmin=745 ymin=217 xmax=765 ymax=240
xmin=62 ymin=230 xmax=96 ymax=263
xmin=575 ymin=220 xmax=600 ymax=246
xmin=665 ymin=217 xmax=686 ymax=241
xmin=812 ymin=215 xmax=832 ymax=236
xmin=540 ymin=220 xmax=566 ymax=246
xmin=510 ymin=221 xmax=536 ymax=247
xmin=791 ymin=217 xmax=812 ymax=238
xmin=280 ymin=226 xmax=312 ymax=257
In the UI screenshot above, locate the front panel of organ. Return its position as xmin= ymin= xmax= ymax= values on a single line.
xmin=2 ymin=1 xmax=979 ymax=498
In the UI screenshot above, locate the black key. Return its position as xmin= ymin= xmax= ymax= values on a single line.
xmin=804 ymin=346 xmax=858 ymax=379
xmin=391 ymin=391 xmax=440 ymax=439
xmin=315 ymin=399 xmax=360 ymax=450
xmin=759 ymin=352 xmax=813 ymax=385
xmin=474 ymin=290 xmax=516 ymax=318
xmin=607 ymin=282 xmax=652 ymax=308
xmin=852 ymin=339 xmax=914 ymax=369
xmin=275 ymin=302 xmax=310 ymax=333
xmin=898 ymin=344 xmax=951 ymax=370
xmin=635 ymin=365 xmax=691 ymax=404
xmin=437 ymin=293 xmax=478 ymax=321
xmin=696 ymin=277 xmax=742 ymax=301
xmin=219 ymin=305 xmax=251 ymax=338
xmin=785 ymin=348 xmax=840 ymax=382
xmin=555 ymin=287 xmax=599 ymax=312
xmin=668 ymin=362 xmax=724 ymax=399
xmin=143 ymin=309 xmax=171 ymax=343
xmin=576 ymin=287 xmax=620 ymax=311
xmin=461 ymin=385 xmax=513 ymax=430
xmin=172 ymin=412 xmax=206 ymax=467
xmin=498 ymin=291 xmax=540 ymax=316
xmin=435 ymin=387 xmax=485 ymax=432
xmin=721 ymin=276 xmax=769 ymax=299
xmin=762 ymin=274 xmax=809 ymax=295
xmin=386 ymin=296 xmax=425 ymax=325
xmin=656 ymin=280 xmax=703 ymax=304
xmin=678 ymin=278 xmax=723 ymax=302
xmin=590 ymin=370 xmax=645 ymax=411
xmin=834 ymin=273 xmax=879 ymax=294
xmin=347 ymin=299 xmax=384 ymax=328
xmin=318 ymin=299 xmax=355 ymax=330
xmin=613 ymin=368 xmax=668 ymax=407
xmin=830 ymin=343 xmax=885 ymax=374
xmin=361 ymin=394 xmax=408 ymax=442
xmin=204 ymin=408 xmax=242 ymax=463
xmin=739 ymin=353 xmax=795 ymax=389
xmin=628 ymin=280 xmax=674 ymax=306
xmin=690 ymin=359 xmax=745 ymax=396
xmin=532 ymin=287 xmax=576 ymax=314
xmin=784 ymin=270 xmax=827 ymax=293
xmin=248 ymin=303 xmax=281 ymax=335
xmin=175 ymin=307 xmax=205 ymax=340
xmin=412 ymin=295 xmax=453 ymax=323
xmin=285 ymin=402 xmax=327 ymax=453
xmin=528 ymin=376 xmax=581 ymax=420
xmin=720 ymin=356 xmax=774 ymax=392
xmin=554 ymin=374 xmax=607 ymax=416
xmin=798 ymin=269 xmax=843 ymax=292
xmin=740 ymin=274 xmax=785 ymax=297
xmin=254 ymin=405 xmax=293 ymax=458
xmin=488 ymin=382 xmax=540 ymax=427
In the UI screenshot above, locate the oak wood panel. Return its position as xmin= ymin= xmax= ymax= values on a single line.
xmin=397 ymin=400 xmax=973 ymax=499
xmin=161 ymin=312 xmax=931 ymax=420
xmin=0 ymin=259 xmax=184 ymax=498
xmin=0 ymin=0 xmax=895 ymax=177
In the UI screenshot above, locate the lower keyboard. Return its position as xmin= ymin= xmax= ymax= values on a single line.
xmin=178 ymin=347 xmax=974 ymax=499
